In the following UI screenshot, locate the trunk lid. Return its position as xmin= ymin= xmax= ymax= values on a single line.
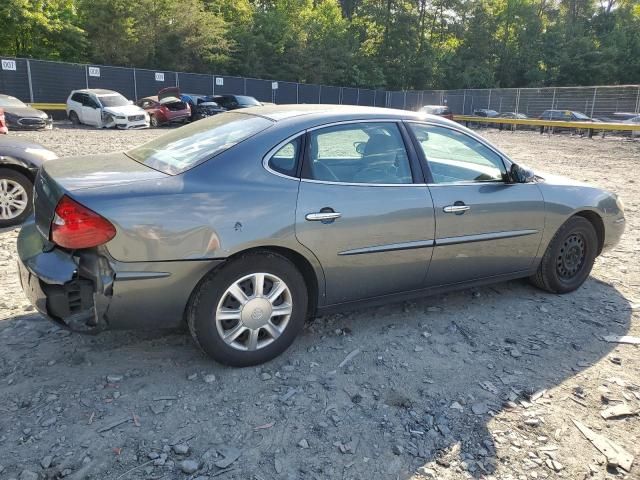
xmin=158 ymin=87 xmax=180 ymax=101
xmin=34 ymin=152 xmax=168 ymax=238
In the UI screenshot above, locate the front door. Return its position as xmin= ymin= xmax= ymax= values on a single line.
xmin=295 ymin=121 xmax=435 ymax=305
xmin=81 ymin=94 xmax=102 ymax=126
xmin=406 ymin=122 xmax=546 ymax=286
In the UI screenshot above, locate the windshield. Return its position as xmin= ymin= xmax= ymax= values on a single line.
xmin=127 ymin=112 xmax=273 ymax=175
xmin=236 ymin=96 xmax=261 ymax=106
xmin=0 ymin=96 xmax=26 ymax=108
xmin=98 ymin=94 xmax=129 ymax=108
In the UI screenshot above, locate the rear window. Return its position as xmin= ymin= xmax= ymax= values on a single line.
xmin=127 ymin=112 xmax=273 ymax=175
xmin=236 ymin=96 xmax=261 ymax=106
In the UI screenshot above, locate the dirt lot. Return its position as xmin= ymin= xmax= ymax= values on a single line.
xmin=0 ymin=126 xmax=638 ymax=480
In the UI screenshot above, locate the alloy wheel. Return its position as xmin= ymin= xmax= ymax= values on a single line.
xmin=215 ymin=273 xmax=293 ymax=351
xmin=0 ymin=178 xmax=29 ymax=220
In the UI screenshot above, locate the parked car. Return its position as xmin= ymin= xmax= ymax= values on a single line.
xmin=0 ymin=108 xmax=7 ymax=134
xmin=419 ymin=105 xmax=454 ymax=121
xmin=66 ymin=89 xmax=149 ymax=129
xmin=499 ymin=112 xmax=528 ymax=119
xmin=181 ymin=93 xmax=226 ymax=121
xmin=0 ymin=137 xmax=57 ymax=227
xmin=473 ymin=109 xmax=500 ymax=118
xmin=137 ymin=88 xmax=191 ymax=127
xmin=17 ymin=105 xmax=625 ymax=366
xmin=539 ymin=110 xmax=593 ymax=122
xmin=623 ymin=115 xmax=640 ymax=138
xmin=595 ymin=112 xmax=638 ymax=123
xmin=211 ymin=94 xmax=261 ymax=110
xmin=0 ymin=94 xmax=52 ymax=130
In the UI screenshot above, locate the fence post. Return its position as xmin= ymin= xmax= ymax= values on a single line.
xmin=403 ymin=91 xmax=407 ymax=110
xmin=84 ymin=65 xmax=89 ymax=89
xmin=635 ymin=86 xmax=640 ymax=114
xmin=551 ymin=88 xmax=556 ymax=109
xmin=462 ymin=90 xmax=466 ymax=115
xmin=133 ymin=68 xmax=138 ymax=101
xmin=590 ymin=87 xmax=597 ymax=118
xmin=318 ymin=86 xmax=322 ymax=104
xmin=515 ymin=89 xmax=520 ymax=114
xmin=296 ymin=83 xmax=299 ymax=104
xmin=26 ymin=59 xmax=34 ymax=103
xmin=243 ymin=78 xmax=247 ymax=95
xmin=487 ymin=89 xmax=492 ymax=109
xmin=212 ymin=75 xmax=215 ymax=95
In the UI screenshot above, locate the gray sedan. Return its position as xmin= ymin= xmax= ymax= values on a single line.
xmin=17 ymin=105 xmax=625 ymax=366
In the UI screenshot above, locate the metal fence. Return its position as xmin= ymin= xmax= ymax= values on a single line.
xmin=1 ymin=57 xmax=639 ymax=116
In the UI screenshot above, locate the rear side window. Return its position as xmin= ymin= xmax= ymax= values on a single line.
xmin=268 ymin=137 xmax=302 ymax=177
xmin=128 ymin=112 xmax=273 ymax=175
xmin=71 ymin=93 xmax=84 ymax=103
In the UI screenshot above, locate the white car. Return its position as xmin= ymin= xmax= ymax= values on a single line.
xmin=66 ymin=89 xmax=149 ymax=129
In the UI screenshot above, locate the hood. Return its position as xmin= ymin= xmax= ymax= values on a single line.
xmin=158 ymin=87 xmax=180 ymax=101
xmin=103 ymin=105 xmax=147 ymax=116
xmin=3 ymin=106 xmax=48 ymax=118
xmin=0 ymin=137 xmax=58 ymax=165
xmin=534 ymin=171 xmax=592 ymax=188
xmin=42 ymin=151 xmax=167 ymax=192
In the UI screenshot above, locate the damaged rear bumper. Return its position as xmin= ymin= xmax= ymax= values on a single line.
xmin=17 ymin=220 xmax=114 ymax=333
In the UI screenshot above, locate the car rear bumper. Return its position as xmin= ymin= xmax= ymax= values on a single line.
xmin=17 ymin=219 xmax=221 ymax=333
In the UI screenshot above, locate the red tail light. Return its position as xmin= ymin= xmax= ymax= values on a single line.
xmin=51 ymin=195 xmax=116 ymax=249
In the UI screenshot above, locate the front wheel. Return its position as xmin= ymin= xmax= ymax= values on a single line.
xmin=69 ymin=111 xmax=80 ymax=126
xmin=149 ymin=114 xmax=159 ymax=128
xmin=530 ymin=216 xmax=598 ymax=293
xmin=188 ymin=251 xmax=308 ymax=366
xmin=0 ymin=168 xmax=33 ymax=227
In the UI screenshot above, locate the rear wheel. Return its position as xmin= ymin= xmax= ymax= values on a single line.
xmin=188 ymin=251 xmax=308 ymax=366
xmin=0 ymin=168 xmax=33 ymax=227
xmin=530 ymin=216 xmax=598 ymax=293
xmin=69 ymin=111 xmax=80 ymax=126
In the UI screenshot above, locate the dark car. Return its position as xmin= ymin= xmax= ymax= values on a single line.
xmin=0 ymin=137 xmax=57 ymax=226
xmin=0 ymin=94 xmax=52 ymax=131
xmin=181 ymin=93 xmax=226 ymax=121
xmin=15 ymin=105 xmax=625 ymax=367
xmin=212 ymin=95 xmax=261 ymax=110
xmin=539 ymin=110 xmax=593 ymax=122
xmin=137 ymin=88 xmax=190 ymax=127
xmin=419 ymin=105 xmax=454 ymax=121
xmin=473 ymin=109 xmax=500 ymax=118
xmin=0 ymin=108 xmax=7 ymax=134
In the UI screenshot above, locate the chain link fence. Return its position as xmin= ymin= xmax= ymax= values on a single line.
xmin=1 ymin=57 xmax=639 ymax=117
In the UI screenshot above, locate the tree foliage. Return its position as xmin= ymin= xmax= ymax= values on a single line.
xmin=1 ymin=0 xmax=638 ymax=89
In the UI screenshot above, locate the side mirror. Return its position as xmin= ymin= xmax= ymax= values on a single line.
xmin=354 ymin=141 xmax=366 ymax=155
xmin=510 ymin=163 xmax=535 ymax=183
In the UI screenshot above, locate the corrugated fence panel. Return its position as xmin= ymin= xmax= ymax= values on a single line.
xmin=214 ymin=76 xmax=244 ymax=95
xmin=405 ymin=91 xmax=421 ymax=111
xmin=135 ymin=69 xmax=177 ymax=99
xmin=0 ymin=58 xmax=31 ymax=102
xmin=357 ymin=89 xmax=375 ymax=106
xmin=178 ymin=73 xmax=213 ymax=95
xmin=375 ymin=91 xmax=387 ymax=107
xmin=320 ymin=85 xmax=340 ymax=104
xmin=87 ymin=65 xmax=135 ymax=101
xmin=389 ymin=91 xmax=405 ymax=109
xmin=298 ymin=84 xmax=320 ymax=104
xmin=342 ymin=87 xmax=358 ymax=105
xmin=30 ymin=60 xmax=85 ymax=103
xmin=275 ymin=81 xmax=297 ymax=104
xmin=245 ymin=78 xmax=272 ymax=102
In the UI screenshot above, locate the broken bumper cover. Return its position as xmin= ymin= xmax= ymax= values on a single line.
xmin=17 ymin=220 xmax=113 ymax=333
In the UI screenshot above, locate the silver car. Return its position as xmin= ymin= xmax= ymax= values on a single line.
xmin=17 ymin=105 xmax=625 ymax=366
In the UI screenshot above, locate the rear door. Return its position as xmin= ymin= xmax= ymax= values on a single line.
xmin=294 ymin=121 xmax=435 ymax=305
xmin=406 ymin=122 xmax=545 ymax=286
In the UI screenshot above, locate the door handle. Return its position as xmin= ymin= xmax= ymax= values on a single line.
xmin=305 ymin=211 xmax=342 ymax=222
xmin=443 ymin=204 xmax=470 ymax=214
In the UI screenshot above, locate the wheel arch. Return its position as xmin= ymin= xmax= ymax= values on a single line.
xmin=573 ymin=210 xmax=605 ymax=255
xmin=0 ymin=160 xmax=36 ymax=182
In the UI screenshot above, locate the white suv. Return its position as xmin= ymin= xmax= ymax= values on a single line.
xmin=66 ymin=89 xmax=149 ymax=129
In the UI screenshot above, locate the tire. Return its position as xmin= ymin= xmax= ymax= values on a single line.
xmin=188 ymin=251 xmax=308 ymax=366
xmin=530 ymin=216 xmax=598 ymax=294
xmin=69 ymin=111 xmax=80 ymax=126
xmin=149 ymin=115 xmax=159 ymax=128
xmin=0 ymin=168 xmax=33 ymax=228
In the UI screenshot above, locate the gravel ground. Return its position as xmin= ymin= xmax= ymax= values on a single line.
xmin=0 ymin=125 xmax=639 ymax=480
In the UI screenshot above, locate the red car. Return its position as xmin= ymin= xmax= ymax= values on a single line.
xmin=0 ymin=108 xmax=8 ymax=134
xmin=137 ymin=87 xmax=190 ymax=127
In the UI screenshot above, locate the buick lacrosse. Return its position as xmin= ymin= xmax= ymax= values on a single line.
xmin=17 ymin=105 xmax=625 ymax=366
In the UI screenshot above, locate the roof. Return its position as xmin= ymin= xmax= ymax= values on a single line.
xmin=239 ymin=104 xmax=427 ymax=122
xmin=72 ymin=89 xmax=120 ymax=96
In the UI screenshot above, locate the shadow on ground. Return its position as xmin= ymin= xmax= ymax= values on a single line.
xmin=0 ymin=277 xmax=632 ymax=479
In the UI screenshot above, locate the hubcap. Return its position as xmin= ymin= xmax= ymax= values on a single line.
xmin=557 ymin=233 xmax=586 ymax=279
xmin=0 ymin=179 xmax=28 ymax=220
xmin=215 ymin=273 xmax=293 ymax=351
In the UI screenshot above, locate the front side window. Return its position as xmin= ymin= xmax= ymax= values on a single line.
xmin=408 ymin=123 xmax=506 ymax=184
xmin=268 ymin=137 xmax=301 ymax=177
xmin=304 ymin=122 xmax=412 ymax=184
xmin=128 ymin=112 xmax=273 ymax=175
